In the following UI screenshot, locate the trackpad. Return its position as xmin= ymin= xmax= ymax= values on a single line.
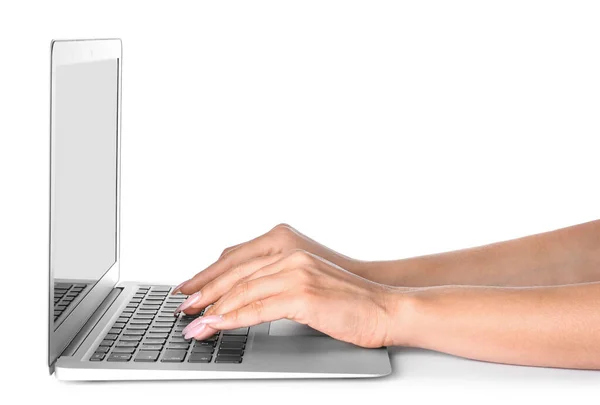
xmin=268 ymin=319 xmax=325 ymax=337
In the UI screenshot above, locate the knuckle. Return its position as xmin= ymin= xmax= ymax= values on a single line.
xmin=235 ymin=280 xmax=250 ymax=296
xmin=272 ymin=223 xmax=293 ymax=232
xmin=251 ymin=300 xmax=265 ymax=318
xmin=292 ymin=267 xmax=312 ymax=283
xmin=287 ymin=249 xmax=312 ymax=265
xmin=228 ymin=309 xmax=240 ymax=322
xmin=269 ymin=224 xmax=296 ymax=246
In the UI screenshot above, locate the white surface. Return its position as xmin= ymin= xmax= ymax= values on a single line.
xmin=1 ymin=0 xmax=599 ymax=403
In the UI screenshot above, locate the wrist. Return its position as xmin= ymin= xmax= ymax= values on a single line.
xmin=382 ymin=286 xmax=422 ymax=347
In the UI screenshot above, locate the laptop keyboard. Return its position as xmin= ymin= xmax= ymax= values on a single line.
xmin=89 ymin=286 xmax=248 ymax=364
xmin=54 ymin=283 xmax=86 ymax=321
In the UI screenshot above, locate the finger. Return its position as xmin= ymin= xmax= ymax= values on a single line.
xmin=205 ymin=251 xmax=307 ymax=312
xmin=219 ymin=243 xmax=242 ymax=258
xmin=181 ymin=254 xmax=283 ymax=312
xmin=210 ymin=271 xmax=294 ymax=316
xmin=179 ymin=234 xmax=275 ymax=295
xmin=212 ymin=295 xmax=300 ymax=331
xmin=183 ymin=323 xmax=218 ymax=341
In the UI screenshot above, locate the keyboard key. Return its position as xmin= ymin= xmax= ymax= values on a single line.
xmin=104 ymin=334 xmax=119 ymax=341
xmin=123 ymin=329 xmax=145 ymax=336
xmin=221 ymin=335 xmax=247 ymax=343
xmin=188 ymin=354 xmax=212 ymax=363
xmin=219 ymin=341 xmax=245 ymax=350
xmin=139 ymin=305 xmax=161 ymax=310
xmin=127 ymin=324 xmax=149 ymax=330
xmin=218 ymin=348 xmax=244 ymax=356
xmin=90 ymin=353 xmax=105 ymax=361
xmin=161 ymin=350 xmax=186 ymax=362
xmin=107 ymin=353 xmax=132 ymax=362
xmin=117 ymin=317 xmax=130 ymax=322
xmin=147 ymin=332 xmax=169 ymax=339
xmin=160 ymin=311 xmax=177 ymax=317
xmin=99 ymin=339 xmax=114 ymax=347
xmin=95 ymin=346 xmax=110 ymax=354
xmin=130 ymin=318 xmax=152 ymax=325
xmin=141 ymin=344 xmax=164 ymax=351
xmin=194 ymin=341 xmax=217 ymax=347
xmin=154 ymin=321 xmax=176 ymax=328
xmin=151 ymin=286 xmax=171 ymax=292
xmin=157 ymin=316 xmax=177 ymax=322
xmin=215 ymin=355 xmax=242 ymax=364
xmin=223 ymin=328 xmax=249 ymax=336
xmin=149 ymin=327 xmax=171 ymax=334
xmin=168 ymin=337 xmax=191 ymax=344
xmin=134 ymin=351 xmax=160 ymax=362
xmin=120 ymin=335 xmax=143 ymax=342
xmin=143 ymin=338 xmax=166 ymax=345
xmin=166 ymin=343 xmax=190 ymax=350
xmin=112 ymin=347 xmax=136 ymax=354
xmin=191 ymin=345 xmax=214 ymax=354
xmin=134 ymin=314 xmax=154 ymax=319
xmin=115 ymin=341 xmax=139 ymax=348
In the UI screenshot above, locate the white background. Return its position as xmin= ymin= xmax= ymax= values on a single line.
xmin=1 ymin=0 xmax=599 ymax=403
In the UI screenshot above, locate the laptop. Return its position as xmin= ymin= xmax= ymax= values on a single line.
xmin=48 ymin=38 xmax=392 ymax=380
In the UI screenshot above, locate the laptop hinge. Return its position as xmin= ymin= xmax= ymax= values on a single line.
xmin=60 ymin=287 xmax=123 ymax=358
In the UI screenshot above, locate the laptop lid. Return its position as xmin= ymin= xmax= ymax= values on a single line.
xmin=48 ymin=39 xmax=122 ymax=370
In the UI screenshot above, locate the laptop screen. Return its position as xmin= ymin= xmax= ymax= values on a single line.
xmin=51 ymin=59 xmax=118 ymax=326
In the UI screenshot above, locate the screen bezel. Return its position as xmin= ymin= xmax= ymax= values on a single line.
xmin=48 ymin=39 xmax=122 ymax=370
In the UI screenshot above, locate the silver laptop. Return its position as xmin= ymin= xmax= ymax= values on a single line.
xmin=48 ymin=38 xmax=392 ymax=381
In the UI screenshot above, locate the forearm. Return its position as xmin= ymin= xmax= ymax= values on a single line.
xmin=362 ymin=219 xmax=600 ymax=287
xmin=388 ymin=282 xmax=600 ymax=370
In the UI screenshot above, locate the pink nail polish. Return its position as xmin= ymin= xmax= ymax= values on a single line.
xmin=182 ymin=314 xmax=223 ymax=334
xmin=198 ymin=315 xmax=223 ymax=325
xmin=182 ymin=318 xmax=199 ymax=334
xmin=175 ymin=291 xmax=202 ymax=313
xmin=171 ymin=280 xmax=189 ymax=295
xmin=184 ymin=323 xmax=206 ymax=340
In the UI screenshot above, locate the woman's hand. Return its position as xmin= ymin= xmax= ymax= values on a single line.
xmin=177 ymin=250 xmax=408 ymax=348
xmin=174 ymin=224 xmax=367 ymax=298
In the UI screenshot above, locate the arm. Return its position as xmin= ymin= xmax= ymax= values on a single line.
xmin=177 ymin=221 xmax=600 ymax=298
xmin=393 ymin=281 xmax=600 ymax=370
xmin=363 ymin=219 xmax=600 ymax=287
xmin=176 ymin=249 xmax=600 ymax=370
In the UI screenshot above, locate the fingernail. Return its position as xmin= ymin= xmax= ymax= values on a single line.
xmin=171 ymin=280 xmax=189 ymax=295
xmin=175 ymin=291 xmax=202 ymax=313
xmin=182 ymin=314 xmax=223 ymax=334
xmin=198 ymin=315 xmax=223 ymax=324
xmin=184 ymin=323 xmax=206 ymax=340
